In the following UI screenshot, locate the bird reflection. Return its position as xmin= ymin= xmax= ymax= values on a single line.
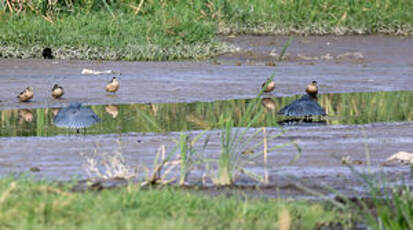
xmin=51 ymin=108 xmax=60 ymax=117
xmin=18 ymin=109 xmax=33 ymax=123
xmin=261 ymin=98 xmax=276 ymax=111
xmin=105 ymin=104 xmax=119 ymax=118
xmin=53 ymin=103 xmax=100 ymax=134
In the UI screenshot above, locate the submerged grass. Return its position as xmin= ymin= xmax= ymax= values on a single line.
xmin=0 ymin=178 xmax=350 ymax=229
xmin=1 ymin=0 xmax=412 ymax=60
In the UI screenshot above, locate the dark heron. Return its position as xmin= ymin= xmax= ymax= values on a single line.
xmin=53 ymin=103 xmax=100 ymax=133
xmin=277 ymin=81 xmax=326 ymax=118
xmin=42 ymin=48 xmax=54 ymax=59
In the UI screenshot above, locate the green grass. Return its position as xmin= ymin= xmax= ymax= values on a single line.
xmin=0 ymin=178 xmax=348 ymax=229
xmin=1 ymin=177 xmax=412 ymax=229
xmin=364 ymin=186 xmax=413 ymax=230
xmin=1 ymin=0 xmax=412 ymax=60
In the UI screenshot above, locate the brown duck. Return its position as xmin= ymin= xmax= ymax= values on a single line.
xmin=17 ymin=87 xmax=34 ymax=102
xmin=305 ymin=80 xmax=318 ymax=100
xmin=261 ymin=78 xmax=276 ymax=93
xmin=105 ymin=77 xmax=119 ymax=93
xmin=51 ymin=84 xmax=64 ymax=99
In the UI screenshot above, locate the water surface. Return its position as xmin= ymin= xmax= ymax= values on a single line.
xmin=1 ymin=91 xmax=411 ymax=137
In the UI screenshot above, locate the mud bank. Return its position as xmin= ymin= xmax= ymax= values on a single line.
xmin=0 ymin=35 xmax=412 ymax=110
xmin=1 ymin=122 xmax=412 ymax=197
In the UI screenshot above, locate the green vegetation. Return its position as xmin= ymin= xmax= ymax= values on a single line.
xmin=1 ymin=176 xmax=412 ymax=229
xmin=363 ymin=185 xmax=413 ymax=230
xmin=342 ymin=171 xmax=413 ymax=230
xmin=1 ymin=0 xmax=412 ymax=60
xmin=0 ymin=178 xmax=349 ymax=229
xmin=0 ymin=90 xmax=412 ymax=137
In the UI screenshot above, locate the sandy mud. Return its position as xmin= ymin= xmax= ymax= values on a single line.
xmin=0 ymin=35 xmax=412 ymax=110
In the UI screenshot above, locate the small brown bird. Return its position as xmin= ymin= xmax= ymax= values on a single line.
xmin=105 ymin=77 xmax=119 ymax=93
xmin=305 ymin=81 xmax=318 ymax=99
xmin=51 ymin=84 xmax=64 ymax=99
xmin=261 ymin=78 xmax=276 ymax=93
xmin=17 ymin=87 xmax=34 ymax=102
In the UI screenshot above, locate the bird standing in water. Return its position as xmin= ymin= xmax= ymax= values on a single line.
xmin=261 ymin=78 xmax=276 ymax=93
xmin=17 ymin=87 xmax=34 ymax=102
xmin=51 ymin=84 xmax=64 ymax=99
xmin=105 ymin=77 xmax=119 ymax=93
xmin=278 ymin=81 xmax=326 ymax=117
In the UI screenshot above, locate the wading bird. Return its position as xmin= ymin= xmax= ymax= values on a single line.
xmin=105 ymin=77 xmax=119 ymax=93
xmin=17 ymin=87 xmax=34 ymax=102
xmin=277 ymin=81 xmax=326 ymax=118
xmin=51 ymin=84 xmax=64 ymax=99
xmin=261 ymin=78 xmax=276 ymax=93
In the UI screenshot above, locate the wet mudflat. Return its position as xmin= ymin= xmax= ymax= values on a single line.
xmin=0 ymin=35 xmax=412 ymax=198
xmin=0 ymin=36 xmax=412 ymax=110
xmin=0 ymin=122 xmax=412 ymax=198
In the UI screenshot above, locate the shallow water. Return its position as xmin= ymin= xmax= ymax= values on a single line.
xmin=0 ymin=90 xmax=411 ymax=137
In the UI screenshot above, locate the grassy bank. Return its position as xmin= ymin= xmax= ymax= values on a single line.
xmin=1 ymin=0 xmax=412 ymax=61
xmin=0 ymin=178 xmax=349 ymax=229
xmin=1 ymin=178 xmax=412 ymax=229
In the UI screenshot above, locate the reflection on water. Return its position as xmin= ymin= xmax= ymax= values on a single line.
xmin=53 ymin=103 xmax=100 ymax=129
xmin=0 ymin=91 xmax=412 ymax=137
xmin=105 ymin=105 xmax=119 ymax=118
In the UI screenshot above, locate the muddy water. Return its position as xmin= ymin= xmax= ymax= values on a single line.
xmin=0 ymin=91 xmax=412 ymax=137
xmin=1 ymin=35 xmax=412 ymax=197
xmin=219 ymin=35 xmax=413 ymax=65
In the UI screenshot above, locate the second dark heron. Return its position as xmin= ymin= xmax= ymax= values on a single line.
xmin=53 ymin=103 xmax=100 ymax=133
xmin=277 ymin=81 xmax=326 ymax=118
